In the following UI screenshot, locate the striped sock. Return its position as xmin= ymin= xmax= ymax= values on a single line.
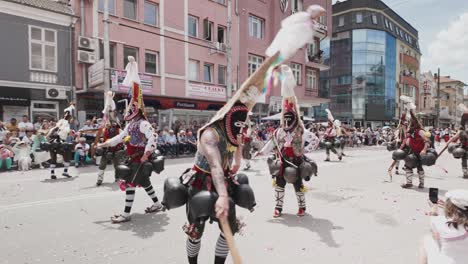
xmin=64 ymin=162 xmax=69 ymax=173
xmin=144 ymin=185 xmax=158 ymax=203
xmin=123 ymin=187 xmax=136 ymax=217
xmin=186 ymin=238 xmax=201 ymax=264
xmin=296 ymin=192 xmax=306 ymax=209
xmin=214 ymin=233 xmax=229 ymax=264
xmin=50 ymin=164 xmax=56 ymax=175
xmin=275 ymin=186 xmax=285 ymax=211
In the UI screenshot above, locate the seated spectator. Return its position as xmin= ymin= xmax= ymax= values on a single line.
xmin=32 ymin=130 xmax=50 ymax=169
xmin=0 ymin=144 xmax=14 ymax=171
xmin=156 ymin=131 xmax=167 ymax=156
xmin=186 ymin=131 xmax=197 ymax=154
xmin=18 ymin=115 xmax=34 ymax=140
xmin=6 ymin=118 xmax=19 ymax=138
xmin=13 ymin=141 xmax=32 ymax=171
xmin=165 ymin=130 xmax=179 ymax=157
xmin=74 ymin=137 xmax=90 ymax=168
xmin=4 ymin=131 xmax=20 ymax=147
xmin=34 ymin=117 xmax=42 ymax=131
xmin=420 ymin=189 xmax=468 ymax=264
xmin=0 ymin=121 xmax=6 ymax=143
xmin=178 ymin=130 xmax=188 ymax=154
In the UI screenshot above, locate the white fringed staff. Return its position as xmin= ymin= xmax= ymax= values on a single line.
xmin=220 ymin=217 xmax=242 ymax=264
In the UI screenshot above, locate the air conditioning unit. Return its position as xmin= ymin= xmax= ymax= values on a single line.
xmin=214 ymin=42 xmax=227 ymax=53
xmin=45 ymin=87 xmax=67 ymax=100
xmin=78 ymin=36 xmax=97 ymax=51
xmin=78 ymin=50 xmax=96 ymax=64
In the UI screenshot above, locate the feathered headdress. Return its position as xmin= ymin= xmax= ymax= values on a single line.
xmin=325 ymin=109 xmax=334 ymax=123
xmin=63 ymin=103 xmax=75 ymax=120
xmin=276 ymin=65 xmax=303 ymax=131
xmin=123 ymin=56 xmax=145 ymax=121
xmin=400 ymin=95 xmax=421 ymax=130
xmin=102 ymin=91 xmax=118 ymax=125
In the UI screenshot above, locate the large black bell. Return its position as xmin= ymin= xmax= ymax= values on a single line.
xmin=404 ymin=154 xmax=418 ymax=169
xmin=333 ymin=139 xmax=341 ymax=148
xmin=448 ymin=143 xmax=459 ymax=154
xmin=95 ymin=147 xmax=104 ymax=157
xmin=235 ymin=173 xmax=249 ymax=185
xmin=453 ymin=147 xmax=466 ymax=159
xmin=115 ymin=164 xmax=131 ymax=179
xmin=324 ymin=141 xmax=333 ymax=149
xmin=392 ymin=149 xmax=407 ymax=161
xmin=189 ymin=190 xmax=217 ymax=221
xmin=141 ymin=162 xmax=154 ymax=177
xmin=421 ymin=153 xmax=436 ymax=166
xmin=299 ymin=161 xmax=313 ymax=179
xmin=233 ymin=184 xmax=256 ymax=211
xmin=40 ymin=142 xmax=51 ymax=151
xmin=386 ymin=142 xmax=396 ymax=152
xmin=283 ymin=167 xmax=298 ymax=183
xmin=151 ymin=156 xmax=165 ymax=174
xmin=162 ymin=177 xmax=188 ymax=210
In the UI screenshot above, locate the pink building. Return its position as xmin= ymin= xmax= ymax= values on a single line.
xmin=73 ymin=0 xmax=330 ymax=125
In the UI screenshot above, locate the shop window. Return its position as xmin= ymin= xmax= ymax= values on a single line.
xmin=29 ymin=26 xmax=57 ymax=72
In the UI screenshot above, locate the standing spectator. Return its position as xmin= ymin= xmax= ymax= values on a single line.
xmin=443 ymin=128 xmax=451 ymax=143
xmin=18 ymin=115 xmax=34 ymax=139
xmin=165 ymin=130 xmax=179 ymax=157
xmin=34 ymin=117 xmax=43 ymax=131
xmin=6 ymin=118 xmax=19 ymax=137
xmin=420 ymin=189 xmax=468 ymax=264
xmin=69 ymin=117 xmax=79 ymax=131
xmin=178 ymin=130 xmax=188 ymax=154
xmin=0 ymin=144 xmax=14 ymax=171
xmin=32 ymin=130 xmax=49 ymax=169
xmin=74 ymin=137 xmax=90 ymax=168
xmin=186 ymin=130 xmax=197 ymax=154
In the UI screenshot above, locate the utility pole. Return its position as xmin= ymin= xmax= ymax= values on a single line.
xmin=226 ymin=0 xmax=233 ymax=98
xmin=435 ymin=68 xmax=440 ymax=128
xmin=103 ymin=0 xmax=110 ymax=93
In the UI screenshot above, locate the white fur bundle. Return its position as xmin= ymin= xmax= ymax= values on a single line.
xmin=279 ymin=65 xmax=296 ymax=98
xmin=400 ymin=95 xmax=416 ymax=110
xmin=458 ymin=103 xmax=468 ymax=113
xmin=56 ymin=119 xmax=70 ymax=141
xmin=266 ymin=5 xmax=325 ymax=61
xmin=122 ymin=56 xmax=141 ymax=86
xmin=103 ymin=91 xmax=116 ymax=114
xmin=325 ymin=109 xmax=334 ymax=122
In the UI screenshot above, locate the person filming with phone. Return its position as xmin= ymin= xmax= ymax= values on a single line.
xmin=419 ymin=189 xmax=468 ymax=264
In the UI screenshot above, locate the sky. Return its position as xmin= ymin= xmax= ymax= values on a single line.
xmin=332 ymin=0 xmax=468 ymax=83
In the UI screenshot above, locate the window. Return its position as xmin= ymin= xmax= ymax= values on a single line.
xmin=249 ymin=15 xmax=264 ymax=39
xmin=203 ymin=19 xmax=213 ymax=41
xmin=123 ymin=0 xmax=137 ymax=20
xmin=356 ymin=13 xmax=363 ymax=23
xmin=217 ymin=26 xmax=226 ymax=43
xmin=338 ymin=16 xmax=344 ymax=27
xmin=290 ymin=63 xmax=302 ymax=85
xmin=145 ymin=51 xmax=158 ymax=74
xmin=98 ymin=0 xmax=116 ymax=15
xmin=371 ymin=14 xmax=378 ymax=24
xmin=248 ymin=54 xmax=264 ymax=76
xmin=389 ymin=22 xmax=393 ymax=31
xmin=396 ymin=27 xmax=400 ymax=36
xmin=213 ymin=0 xmax=226 ymax=4
xmin=144 ymin=1 xmax=158 ymax=26
xmin=203 ymin=63 xmax=214 ymax=83
xmin=99 ymin=41 xmax=116 ymax=68
xmin=189 ymin=59 xmax=199 ymax=81
xmin=291 ymin=0 xmax=303 ymax=12
xmin=188 ymin=15 xmax=198 ymax=37
xmin=306 ymin=68 xmax=317 ymax=90
xmin=123 ymin=46 xmax=138 ymax=67
xmin=319 ymin=15 xmax=326 ymax=25
xmin=384 ymin=18 xmax=389 ymax=28
xmin=218 ymin=65 xmax=226 ymax=85
xmin=29 ymin=26 xmax=57 ymax=72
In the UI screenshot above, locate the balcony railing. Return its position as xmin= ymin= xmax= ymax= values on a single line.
xmin=400 ymin=75 xmax=419 ymax=88
xmin=304 ymin=88 xmax=318 ymax=97
xmin=401 ymin=53 xmax=419 ymax=68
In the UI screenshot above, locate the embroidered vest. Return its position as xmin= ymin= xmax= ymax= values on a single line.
xmin=127 ymin=119 xmax=146 ymax=147
xmin=275 ymin=128 xmax=303 ymax=157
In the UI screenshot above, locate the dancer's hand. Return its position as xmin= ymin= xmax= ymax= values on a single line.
xmin=97 ymin=142 xmax=107 ymax=148
xmin=230 ymin=163 xmax=240 ymax=175
xmin=140 ymin=152 xmax=151 ymax=162
xmin=215 ymin=195 xmax=229 ymax=219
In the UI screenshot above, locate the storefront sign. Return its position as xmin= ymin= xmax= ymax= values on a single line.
xmin=111 ymin=70 xmax=153 ymax=94
xmin=188 ymin=83 xmax=226 ymax=101
xmin=174 ymin=101 xmax=197 ymax=109
xmin=88 ymin=59 xmax=104 ymax=88
xmin=2 ymin=105 xmax=29 ymax=122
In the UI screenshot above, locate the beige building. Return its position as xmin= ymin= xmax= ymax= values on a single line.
xmin=436 ymin=76 xmax=466 ymax=128
xmin=418 ymin=71 xmax=436 ymax=126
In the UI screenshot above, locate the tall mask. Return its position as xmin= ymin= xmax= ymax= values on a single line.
xmin=223 ymin=102 xmax=249 ymax=146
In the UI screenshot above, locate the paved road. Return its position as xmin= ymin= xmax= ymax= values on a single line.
xmin=0 ymin=146 xmax=466 ymax=264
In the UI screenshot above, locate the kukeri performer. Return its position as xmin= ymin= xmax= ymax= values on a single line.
xmin=161 ymin=5 xmax=326 ymax=264
xmin=43 ymin=104 xmax=76 ymax=179
xmin=323 ymin=109 xmax=342 ymax=161
xmin=439 ymin=104 xmax=468 ymax=179
xmin=241 ymin=117 xmax=253 ymax=170
xmin=258 ymin=65 xmax=318 ymax=218
xmin=95 ymin=91 xmax=125 ymax=186
xmin=397 ymin=96 xmax=432 ymax=189
xmin=387 ymin=111 xmax=409 ymax=175
xmin=98 ymin=57 xmax=165 ymax=223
